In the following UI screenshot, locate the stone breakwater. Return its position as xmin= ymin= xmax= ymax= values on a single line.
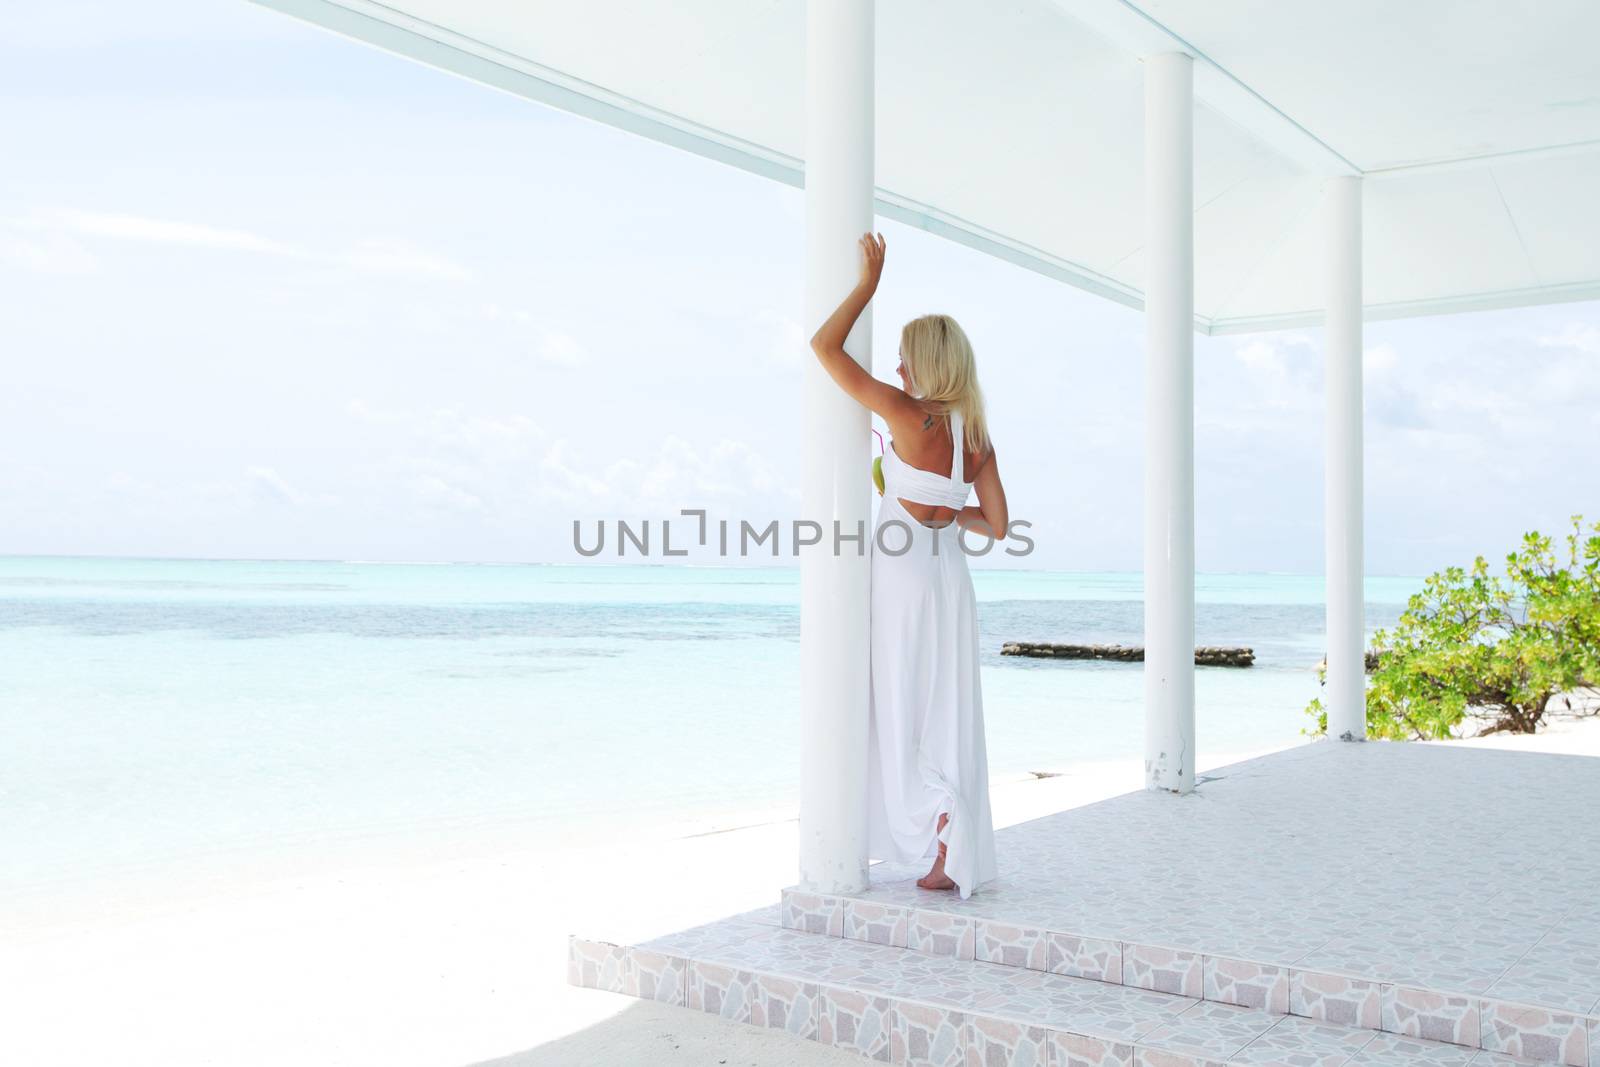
xmin=1001 ymin=642 xmax=1255 ymax=667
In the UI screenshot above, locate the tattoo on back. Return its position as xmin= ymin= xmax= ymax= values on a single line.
xmin=921 ymin=414 xmax=934 ymax=431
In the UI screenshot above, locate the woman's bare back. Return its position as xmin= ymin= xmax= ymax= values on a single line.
xmin=889 ymin=404 xmax=986 ymax=528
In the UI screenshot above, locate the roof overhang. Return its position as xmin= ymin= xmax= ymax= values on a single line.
xmin=253 ymin=0 xmax=1600 ymax=335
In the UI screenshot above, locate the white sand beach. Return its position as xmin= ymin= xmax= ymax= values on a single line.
xmin=4 ymin=718 xmax=1596 ymax=1067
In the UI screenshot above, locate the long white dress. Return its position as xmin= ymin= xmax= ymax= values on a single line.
xmin=866 ymin=409 xmax=998 ymax=899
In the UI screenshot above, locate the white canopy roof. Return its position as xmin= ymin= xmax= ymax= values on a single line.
xmin=260 ymin=0 xmax=1600 ymax=334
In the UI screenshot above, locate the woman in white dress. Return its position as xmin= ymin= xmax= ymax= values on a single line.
xmin=809 ymin=233 xmax=1007 ymax=898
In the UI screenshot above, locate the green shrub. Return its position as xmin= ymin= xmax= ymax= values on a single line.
xmin=1306 ymin=515 xmax=1600 ymax=739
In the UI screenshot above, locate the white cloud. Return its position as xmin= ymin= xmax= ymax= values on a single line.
xmin=1363 ymin=342 xmax=1399 ymax=374
xmin=608 ymin=435 xmax=781 ymax=502
xmin=1228 ymin=333 xmax=1317 ymax=410
xmin=538 ymin=331 xmax=586 ymax=367
xmin=478 ymin=303 xmax=533 ymax=324
xmin=1538 ymin=322 xmax=1600 ymax=356
xmin=246 ymin=466 xmax=304 ymax=507
xmin=2 ymin=208 xmax=471 ymax=283
xmin=463 ymin=306 xmax=585 ymax=365
xmin=1358 ymin=341 xmax=1433 ymax=429
xmin=0 ymin=227 xmax=99 ymax=276
xmin=57 ymin=209 xmax=297 ymax=256
xmin=530 ymin=434 xmax=785 ymax=509
xmin=1359 ymin=342 xmax=1444 ymax=431
xmin=341 ymin=403 xmax=556 ymax=517
xmin=409 ymin=473 xmax=485 ymax=513
xmin=347 ymin=398 xmax=408 ymax=425
xmin=540 ymin=439 xmax=612 ymax=502
xmin=755 ymin=310 xmax=806 ymax=366
xmin=1233 ymin=338 xmax=1284 ymax=372
xmin=348 ymin=401 xmax=545 ymax=460
xmin=338 ymin=239 xmax=471 ymax=282
xmin=705 ymin=439 xmax=780 ymax=495
xmin=428 ymin=408 xmax=545 ymax=462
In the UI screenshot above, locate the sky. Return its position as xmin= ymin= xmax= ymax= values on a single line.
xmin=1 ymin=1 xmax=1596 ymax=575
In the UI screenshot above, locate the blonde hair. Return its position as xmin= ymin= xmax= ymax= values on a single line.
xmin=899 ymin=314 xmax=990 ymax=456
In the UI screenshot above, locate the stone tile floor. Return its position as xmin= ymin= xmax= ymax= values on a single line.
xmin=574 ymin=741 xmax=1600 ymax=1065
xmin=825 ymin=742 xmax=1600 ymax=1016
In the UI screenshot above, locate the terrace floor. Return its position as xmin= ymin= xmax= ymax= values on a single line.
xmin=572 ymin=741 xmax=1600 ymax=1066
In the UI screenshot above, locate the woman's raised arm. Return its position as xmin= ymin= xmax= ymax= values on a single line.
xmin=809 ymin=233 xmax=913 ymax=421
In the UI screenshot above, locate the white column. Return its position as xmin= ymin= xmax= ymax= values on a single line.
xmin=1323 ymin=176 xmax=1366 ymax=741
xmin=1143 ymin=52 xmax=1196 ymax=794
xmin=798 ymin=0 xmax=873 ymax=893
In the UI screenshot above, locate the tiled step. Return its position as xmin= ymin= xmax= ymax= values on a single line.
xmin=780 ymin=884 xmax=1599 ymax=1067
xmin=568 ymin=914 xmax=1572 ymax=1067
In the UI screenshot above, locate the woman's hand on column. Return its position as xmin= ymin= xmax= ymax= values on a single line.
xmin=858 ymin=232 xmax=886 ymax=294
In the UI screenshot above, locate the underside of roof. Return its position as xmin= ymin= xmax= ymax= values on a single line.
xmin=256 ymin=0 xmax=1600 ymax=335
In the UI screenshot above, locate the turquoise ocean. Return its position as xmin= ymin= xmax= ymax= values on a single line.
xmin=0 ymin=557 xmax=1418 ymax=906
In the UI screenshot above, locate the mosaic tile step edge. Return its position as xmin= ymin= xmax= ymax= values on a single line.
xmin=570 ymin=925 xmax=1595 ymax=1067
xmin=776 ymin=886 xmax=1599 ymax=1066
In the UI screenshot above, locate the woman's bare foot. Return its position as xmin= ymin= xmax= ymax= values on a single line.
xmin=917 ymin=812 xmax=958 ymax=891
xmin=916 ymin=852 xmax=957 ymax=891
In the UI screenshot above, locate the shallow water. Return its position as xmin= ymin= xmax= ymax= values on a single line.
xmin=0 ymin=557 xmax=1413 ymax=899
